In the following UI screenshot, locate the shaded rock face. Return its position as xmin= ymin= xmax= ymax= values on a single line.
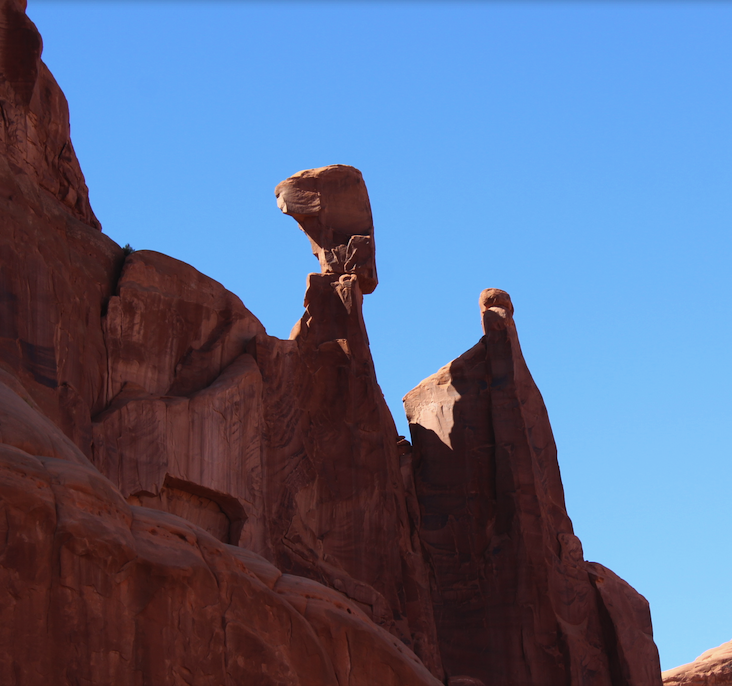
xmin=404 ymin=289 xmax=662 ymax=686
xmin=0 ymin=0 xmax=118 ymax=458
xmin=0 ymin=0 xmax=99 ymax=229
xmin=0 ymin=4 xmax=664 ymax=685
xmin=663 ymin=640 xmax=732 ymax=686
xmin=0 ymin=383 xmax=439 ymax=685
xmin=252 ymin=269 xmax=442 ymax=673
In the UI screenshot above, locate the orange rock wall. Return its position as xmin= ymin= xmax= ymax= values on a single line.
xmin=0 ymin=2 xmax=663 ymax=684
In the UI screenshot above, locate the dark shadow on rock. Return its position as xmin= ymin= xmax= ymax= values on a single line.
xmin=406 ymin=292 xmax=661 ymax=686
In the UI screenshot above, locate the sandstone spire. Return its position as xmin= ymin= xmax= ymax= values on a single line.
xmin=404 ymin=289 xmax=662 ymax=685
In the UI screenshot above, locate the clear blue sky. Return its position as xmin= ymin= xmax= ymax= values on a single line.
xmin=27 ymin=0 xmax=732 ymax=673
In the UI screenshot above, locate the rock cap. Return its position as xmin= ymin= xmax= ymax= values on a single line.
xmin=479 ymin=288 xmax=514 ymax=333
xmin=275 ymin=164 xmax=378 ymax=294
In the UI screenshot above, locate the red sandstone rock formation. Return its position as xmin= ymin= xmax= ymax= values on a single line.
xmin=0 ymin=4 xmax=441 ymax=684
xmin=0 ymin=374 xmax=438 ymax=685
xmin=404 ymin=288 xmax=662 ymax=685
xmin=0 ymin=2 xmax=665 ymax=684
xmin=275 ymin=165 xmax=377 ymax=294
xmin=0 ymin=0 xmax=99 ymax=229
xmin=87 ymin=166 xmax=443 ymax=677
xmin=663 ymin=640 xmax=732 ymax=686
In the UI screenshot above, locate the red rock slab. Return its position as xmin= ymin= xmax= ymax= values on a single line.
xmin=0 ymin=372 xmax=90 ymax=466
xmin=663 ymin=639 xmax=732 ymax=685
xmin=275 ymin=574 xmax=441 ymax=686
xmin=586 ymin=562 xmax=661 ymax=686
xmin=405 ymin=289 xmax=661 ymax=686
xmin=0 ymin=149 xmax=122 ymax=455
xmin=275 ymin=165 xmax=378 ymax=294
xmin=89 ymin=250 xmax=270 ymax=548
xmin=0 ymin=1 xmax=119 ymax=451
xmin=91 ymin=352 xmax=267 ymax=549
xmin=0 ymin=447 xmax=335 ymax=684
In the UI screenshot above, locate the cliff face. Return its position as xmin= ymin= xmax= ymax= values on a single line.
xmin=88 ymin=164 xmax=442 ymax=676
xmin=0 ymin=3 xmax=662 ymax=685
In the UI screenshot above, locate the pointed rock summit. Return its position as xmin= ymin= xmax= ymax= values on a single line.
xmin=404 ymin=289 xmax=662 ymax=685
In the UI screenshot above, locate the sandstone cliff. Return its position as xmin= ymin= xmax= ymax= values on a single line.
xmin=0 ymin=1 xmax=662 ymax=684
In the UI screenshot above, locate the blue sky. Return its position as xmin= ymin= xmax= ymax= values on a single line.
xmin=27 ymin=0 xmax=732 ymax=673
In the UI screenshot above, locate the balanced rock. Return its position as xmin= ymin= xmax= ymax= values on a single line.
xmin=0 ymin=7 xmax=440 ymax=683
xmin=260 ymin=169 xmax=442 ymax=676
xmin=275 ymin=164 xmax=377 ymax=294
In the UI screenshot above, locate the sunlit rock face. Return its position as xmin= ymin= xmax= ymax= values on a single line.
xmin=404 ymin=290 xmax=662 ymax=686
xmin=0 ymin=4 xmax=442 ymax=683
xmin=663 ymin=640 xmax=732 ymax=686
xmin=0 ymin=1 xmax=665 ymax=684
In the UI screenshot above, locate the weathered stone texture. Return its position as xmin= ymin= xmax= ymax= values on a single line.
xmin=404 ymin=289 xmax=661 ymax=685
xmin=663 ymin=640 xmax=732 ymax=686
xmin=275 ymin=164 xmax=377 ymax=294
xmin=0 ymin=4 xmax=441 ymax=683
xmin=0 ymin=2 xmax=665 ymax=684
xmin=0 ymin=401 xmax=439 ymax=685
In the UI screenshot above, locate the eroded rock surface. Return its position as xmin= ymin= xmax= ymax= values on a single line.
xmin=275 ymin=164 xmax=377 ymax=294
xmin=663 ymin=640 xmax=732 ymax=686
xmin=250 ymin=269 xmax=442 ymax=676
xmin=0 ymin=5 xmax=440 ymax=684
xmin=0 ymin=382 xmax=439 ymax=685
xmin=0 ymin=0 xmax=99 ymax=229
xmin=404 ymin=289 xmax=662 ymax=685
xmin=0 ymin=3 xmax=665 ymax=684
